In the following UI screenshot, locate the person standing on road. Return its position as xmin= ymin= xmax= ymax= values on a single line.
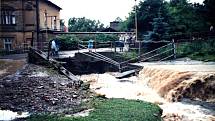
xmin=55 ymin=38 xmax=60 ymax=56
xmin=119 ymin=35 xmax=124 ymax=52
xmin=51 ymin=39 xmax=57 ymax=56
xmin=88 ymin=39 xmax=94 ymax=52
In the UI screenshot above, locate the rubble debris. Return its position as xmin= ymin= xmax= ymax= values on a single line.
xmin=0 ymin=64 xmax=92 ymax=115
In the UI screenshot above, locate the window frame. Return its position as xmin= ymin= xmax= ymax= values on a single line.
xmin=0 ymin=6 xmax=16 ymax=25
xmin=3 ymin=38 xmax=13 ymax=51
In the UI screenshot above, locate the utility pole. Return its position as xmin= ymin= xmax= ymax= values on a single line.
xmin=135 ymin=0 xmax=140 ymax=56
xmin=44 ymin=10 xmax=48 ymax=36
xmin=36 ymin=0 xmax=40 ymax=49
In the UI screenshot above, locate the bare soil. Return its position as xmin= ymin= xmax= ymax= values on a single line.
xmin=0 ymin=59 xmax=25 ymax=78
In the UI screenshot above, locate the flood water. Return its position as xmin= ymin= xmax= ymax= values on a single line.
xmin=80 ymin=66 xmax=215 ymax=121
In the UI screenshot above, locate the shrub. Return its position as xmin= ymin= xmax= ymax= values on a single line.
xmin=57 ymin=35 xmax=79 ymax=50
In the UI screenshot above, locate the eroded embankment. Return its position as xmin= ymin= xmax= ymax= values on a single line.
xmin=139 ymin=67 xmax=215 ymax=102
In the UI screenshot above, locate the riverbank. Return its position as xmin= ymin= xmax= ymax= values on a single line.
xmin=27 ymin=98 xmax=162 ymax=121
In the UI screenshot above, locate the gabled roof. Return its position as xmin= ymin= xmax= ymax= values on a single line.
xmin=43 ymin=0 xmax=62 ymax=10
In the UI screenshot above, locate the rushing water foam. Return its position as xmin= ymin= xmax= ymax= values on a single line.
xmin=80 ymin=71 xmax=215 ymax=121
xmin=0 ymin=110 xmax=29 ymax=121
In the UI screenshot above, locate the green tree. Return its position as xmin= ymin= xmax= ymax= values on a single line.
xmin=144 ymin=11 xmax=170 ymax=51
xmin=68 ymin=17 xmax=104 ymax=32
xmin=203 ymin=0 xmax=215 ymax=26
xmin=152 ymin=12 xmax=169 ymax=39
xmin=57 ymin=35 xmax=79 ymax=50
xmin=125 ymin=0 xmax=170 ymax=35
xmin=168 ymin=0 xmax=208 ymax=33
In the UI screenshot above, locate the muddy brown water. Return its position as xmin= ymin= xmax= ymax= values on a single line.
xmin=79 ymin=60 xmax=215 ymax=121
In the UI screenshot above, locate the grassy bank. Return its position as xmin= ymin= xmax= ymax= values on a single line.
xmin=187 ymin=53 xmax=215 ymax=62
xmin=28 ymin=98 xmax=162 ymax=121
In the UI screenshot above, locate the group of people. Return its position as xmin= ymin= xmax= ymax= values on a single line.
xmin=86 ymin=34 xmax=136 ymax=52
xmin=117 ymin=34 xmax=136 ymax=52
xmin=49 ymin=33 xmax=136 ymax=56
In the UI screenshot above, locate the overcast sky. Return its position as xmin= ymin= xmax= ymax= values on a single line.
xmin=50 ymin=0 xmax=204 ymax=26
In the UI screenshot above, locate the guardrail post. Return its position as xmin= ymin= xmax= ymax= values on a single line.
xmin=94 ymin=36 xmax=96 ymax=52
xmin=138 ymin=41 xmax=141 ymax=56
xmin=47 ymin=40 xmax=51 ymax=60
xmin=78 ymin=40 xmax=79 ymax=53
xmin=172 ymin=39 xmax=176 ymax=59
xmin=111 ymin=41 xmax=113 ymax=52
xmin=119 ymin=64 xmax=122 ymax=73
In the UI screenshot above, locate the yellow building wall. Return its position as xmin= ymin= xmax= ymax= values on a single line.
xmin=39 ymin=1 xmax=61 ymax=30
xmin=0 ymin=32 xmax=34 ymax=51
xmin=0 ymin=0 xmax=61 ymax=51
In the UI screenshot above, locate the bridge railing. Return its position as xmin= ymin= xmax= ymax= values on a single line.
xmin=120 ymin=42 xmax=175 ymax=65
xmin=78 ymin=44 xmax=120 ymax=67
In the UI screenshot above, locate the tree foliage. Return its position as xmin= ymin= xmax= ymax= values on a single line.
xmin=168 ymin=0 xmax=208 ymax=33
xmin=123 ymin=0 xmax=210 ymax=36
xmin=57 ymin=35 xmax=79 ymax=50
xmin=68 ymin=17 xmax=104 ymax=32
xmin=203 ymin=0 xmax=215 ymax=26
xmin=123 ymin=0 xmax=170 ymax=34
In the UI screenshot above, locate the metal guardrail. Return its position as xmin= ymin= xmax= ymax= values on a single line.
xmin=140 ymin=48 xmax=174 ymax=62
xmin=30 ymin=47 xmax=79 ymax=81
xmin=78 ymin=42 xmax=175 ymax=71
xmin=78 ymin=44 xmax=120 ymax=67
xmin=159 ymin=54 xmax=175 ymax=62
xmin=120 ymin=43 xmax=173 ymax=64
xmin=80 ymin=52 xmax=120 ymax=67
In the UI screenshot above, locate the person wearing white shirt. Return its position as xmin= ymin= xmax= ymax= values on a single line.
xmin=51 ymin=40 xmax=57 ymax=56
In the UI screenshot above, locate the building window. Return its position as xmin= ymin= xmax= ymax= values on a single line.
xmin=1 ymin=8 xmax=16 ymax=25
xmin=3 ymin=38 xmax=13 ymax=51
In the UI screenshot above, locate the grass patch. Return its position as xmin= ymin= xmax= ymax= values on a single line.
xmin=188 ymin=53 xmax=215 ymax=61
xmin=122 ymin=51 xmax=138 ymax=61
xmin=27 ymin=98 xmax=162 ymax=121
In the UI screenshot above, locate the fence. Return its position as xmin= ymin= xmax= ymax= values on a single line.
xmin=175 ymin=37 xmax=215 ymax=60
